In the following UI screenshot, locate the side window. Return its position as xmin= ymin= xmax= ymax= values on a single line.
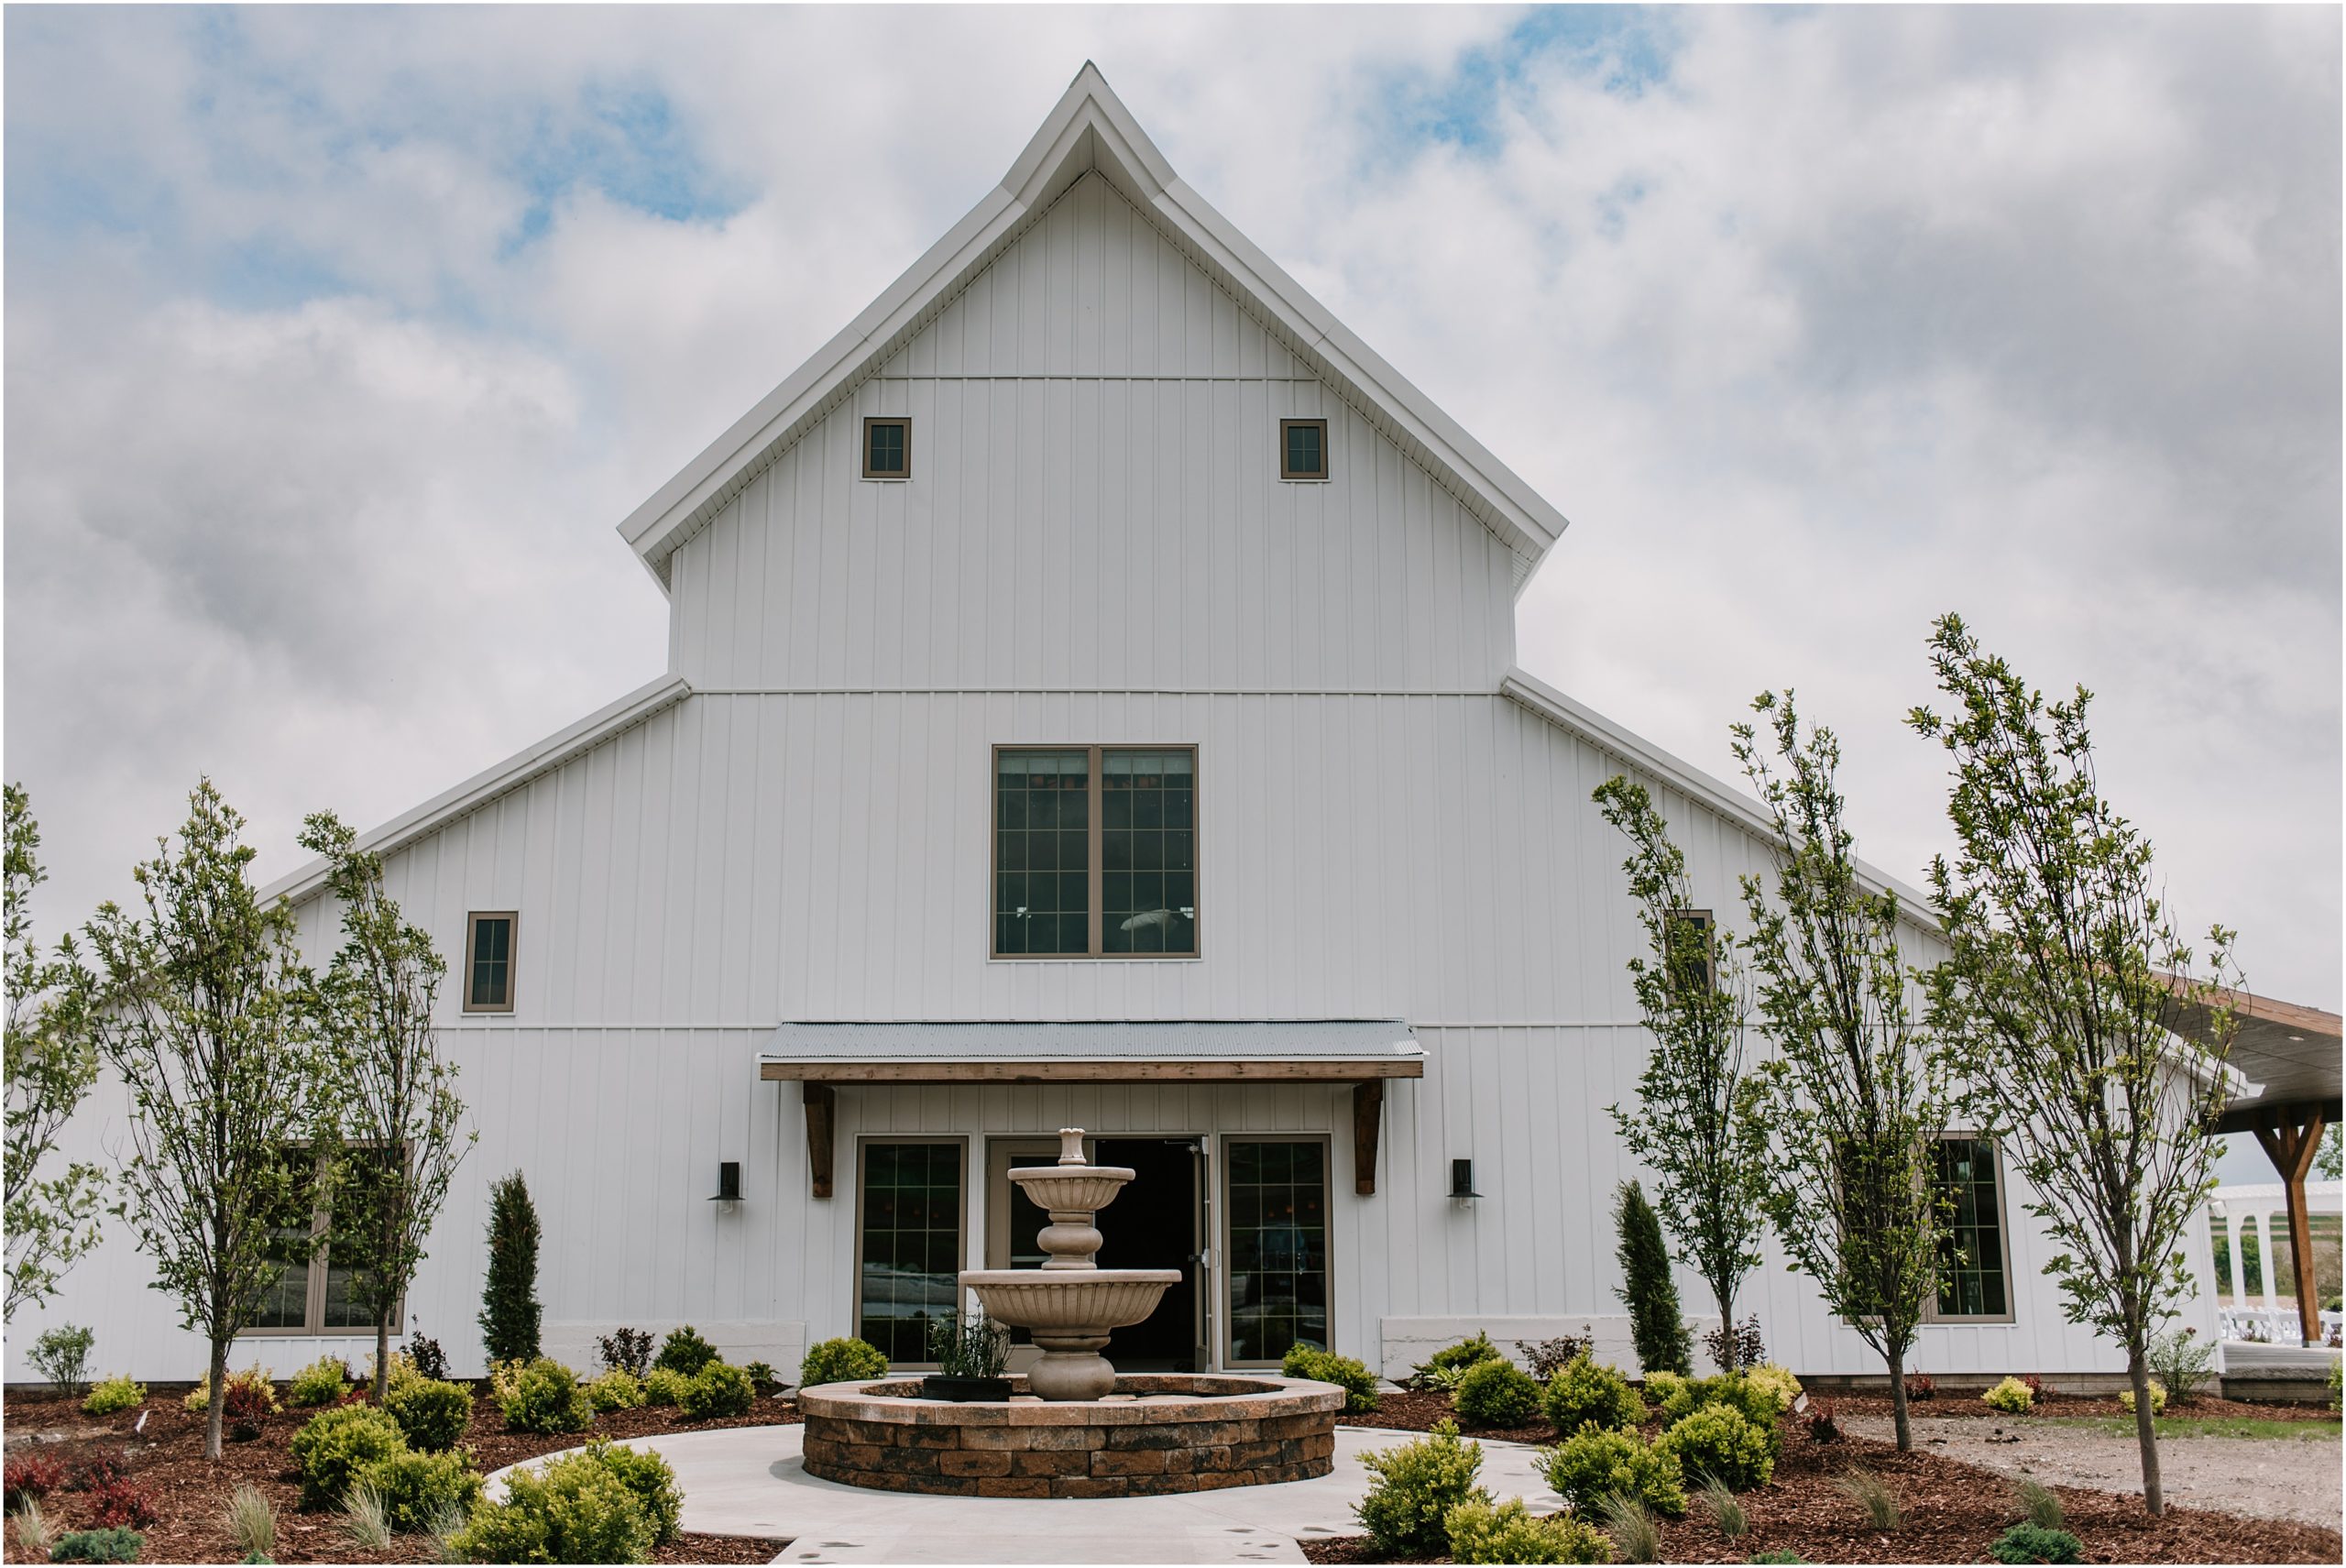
xmin=1279 ymin=418 xmax=1329 ymax=481
xmin=855 ymin=1140 xmax=965 ymax=1365
xmin=863 ymin=417 xmax=911 ymax=479
xmin=465 ymin=912 xmax=517 ymax=1014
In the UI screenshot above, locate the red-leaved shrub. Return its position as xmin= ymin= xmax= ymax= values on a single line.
xmin=3 ymin=1454 xmax=65 ymax=1509
xmin=2018 ymin=1373 xmax=2045 ymax=1399
xmin=1903 ymin=1371 xmax=1936 ymax=1400
xmin=86 ymin=1476 xmax=159 ymax=1529
xmin=70 ymin=1455 xmax=125 ymax=1492
xmin=1803 ymin=1398 xmax=1840 ymax=1442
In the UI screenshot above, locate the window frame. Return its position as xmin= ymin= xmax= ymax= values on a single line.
xmin=1922 ymin=1131 xmax=2017 ymax=1325
xmin=1219 ymin=1133 xmax=1334 ymax=1369
xmin=246 ymin=1145 xmax=398 ymax=1338
xmin=988 ymin=743 xmax=1200 ymax=961
xmin=1278 ymin=418 xmax=1330 ymax=482
xmin=850 ymin=1135 xmax=970 ymax=1371
xmin=1665 ymin=908 xmax=1716 ymax=993
xmin=462 ymin=911 xmax=518 ymax=1014
xmin=861 ymin=416 xmax=912 ymax=480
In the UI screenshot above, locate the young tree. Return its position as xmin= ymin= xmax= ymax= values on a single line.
xmin=1593 ymin=775 xmax=1770 ymax=1365
xmin=301 ymin=812 xmax=474 ymax=1399
xmin=82 ymin=780 xmax=333 ymax=1459
xmin=478 ymin=1169 xmax=542 ymax=1364
xmin=1910 ymin=614 xmax=2238 ymax=1517
xmin=1732 ymin=692 xmax=1955 ymax=1452
xmin=5 ymin=784 xmax=105 ymax=1321
xmin=1614 ymin=1179 xmax=1692 ymax=1376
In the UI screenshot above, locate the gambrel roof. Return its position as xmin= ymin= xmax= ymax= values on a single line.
xmin=618 ymin=62 xmax=1572 ymax=593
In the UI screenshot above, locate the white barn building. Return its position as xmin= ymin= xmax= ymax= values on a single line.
xmin=9 ymin=66 xmax=2220 ymax=1389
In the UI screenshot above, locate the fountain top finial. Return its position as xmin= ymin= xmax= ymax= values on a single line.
xmin=1057 ymin=1127 xmax=1087 ymax=1166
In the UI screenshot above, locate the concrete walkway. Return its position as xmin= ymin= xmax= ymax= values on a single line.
xmin=488 ymin=1424 xmax=1559 ymax=1564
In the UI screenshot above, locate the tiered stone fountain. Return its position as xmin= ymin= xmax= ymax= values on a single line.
xmin=796 ymin=1127 xmax=1343 ymax=1497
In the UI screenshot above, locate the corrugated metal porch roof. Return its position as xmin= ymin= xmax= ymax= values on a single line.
xmin=756 ymin=1019 xmax=1423 ymax=1083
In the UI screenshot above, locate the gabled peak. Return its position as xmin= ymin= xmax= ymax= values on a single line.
xmin=999 ymin=62 xmax=1179 ymax=212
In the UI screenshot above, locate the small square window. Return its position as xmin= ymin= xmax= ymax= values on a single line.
xmin=1279 ymin=419 xmax=1328 ymax=481
xmin=464 ymin=913 xmax=516 ymax=1013
xmin=863 ymin=417 xmax=911 ymax=479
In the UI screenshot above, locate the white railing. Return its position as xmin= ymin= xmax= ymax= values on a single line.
xmin=2220 ymin=1305 xmax=2343 ymax=1346
xmin=2206 ymin=1181 xmax=2343 ymax=1343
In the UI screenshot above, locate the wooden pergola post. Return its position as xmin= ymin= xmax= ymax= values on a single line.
xmin=2249 ymin=1108 xmax=2327 ymax=1346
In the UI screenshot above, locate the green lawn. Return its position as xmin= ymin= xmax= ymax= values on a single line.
xmin=2031 ymin=1415 xmax=2341 ymax=1441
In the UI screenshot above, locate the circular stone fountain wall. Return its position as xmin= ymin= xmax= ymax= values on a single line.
xmin=797 ymin=1376 xmax=1343 ymax=1497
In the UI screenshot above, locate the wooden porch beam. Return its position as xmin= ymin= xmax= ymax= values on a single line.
xmin=804 ymin=1082 xmax=837 ymax=1201
xmin=2250 ymin=1108 xmax=2326 ymax=1345
xmin=1353 ymin=1080 xmax=1385 ymax=1197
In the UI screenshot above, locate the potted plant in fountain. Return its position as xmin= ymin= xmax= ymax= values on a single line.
xmin=923 ymin=1309 xmax=1013 ymax=1401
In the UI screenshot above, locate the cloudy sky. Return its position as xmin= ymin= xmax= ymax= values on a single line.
xmin=6 ymin=0 xmax=2339 ymax=1082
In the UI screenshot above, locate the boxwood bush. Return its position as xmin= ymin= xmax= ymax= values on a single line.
xmin=286 ymin=1357 xmax=348 ymax=1409
xmin=1542 ymin=1354 xmax=1646 ymax=1434
xmin=587 ymin=1370 xmax=648 ymax=1413
xmin=652 ymin=1326 xmax=719 ymax=1378
xmin=1354 ymin=1420 xmax=1489 ymax=1558
xmin=499 ymin=1359 xmax=592 ymax=1435
xmin=1656 ymin=1403 xmax=1775 ymax=1492
xmin=640 ymin=1368 xmax=691 ymax=1408
xmin=1538 ymin=1422 xmax=1686 ymax=1518
xmin=82 ymin=1376 xmax=146 ymax=1417
xmin=289 ymin=1405 xmax=409 ymax=1511
xmin=385 ymin=1377 xmax=475 ymax=1453
xmin=586 ymin=1440 xmax=684 ymax=1545
xmin=355 ymin=1449 xmax=483 ymax=1534
xmin=680 ymin=1362 xmax=755 ymax=1420
xmin=1281 ymin=1345 xmax=1380 ymax=1413
xmin=446 ymin=1449 xmax=653 ymax=1564
xmin=1445 ymin=1496 xmax=1612 ymax=1565
xmin=1455 ymin=1359 xmax=1542 ymax=1429
xmin=798 ymin=1337 xmax=888 ymax=1388
xmin=1981 ymin=1376 xmax=2034 ymax=1416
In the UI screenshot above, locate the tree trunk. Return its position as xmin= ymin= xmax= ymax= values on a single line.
xmin=203 ymin=1335 xmax=229 ymax=1463
xmin=1885 ymin=1341 xmax=1913 ymax=1452
xmin=2128 ymin=1349 xmax=2164 ymax=1517
xmin=1716 ymin=1288 xmax=1736 ymax=1371
xmin=375 ymin=1313 xmax=393 ymax=1402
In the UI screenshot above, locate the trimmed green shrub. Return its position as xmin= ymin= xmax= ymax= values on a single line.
xmin=587 ymin=1370 xmax=648 ymax=1412
xmin=2117 ymin=1379 xmax=2166 ymax=1416
xmin=1657 ymin=1404 xmax=1774 ymax=1493
xmin=1742 ymin=1365 xmax=1801 ymax=1414
xmin=652 ymin=1326 xmax=719 ymax=1377
xmin=285 ymin=1356 xmax=348 ymax=1409
xmin=1641 ymin=1370 xmax=1688 ymax=1411
xmin=500 ymin=1358 xmax=592 ymax=1434
xmin=1354 ymin=1420 xmax=1490 ymax=1557
xmin=680 ymin=1362 xmax=754 ymax=1420
xmin=1456 ymin=1358 xmax=1543 ymax=1428
xmin=2146 ymin=1328 xmax=2214 ymax=1404
xmin=1543 ymin=1355 xmax=1646 ymax=1434
xmin=49 ymin=1527 xmax=143 ymax=1563
xmin=641 ymin=1368 xmax=692 ymax=1408
xmin=385 ymin=1377 xmax=475 ymax=1452
xmin=1409 ymin=1332 xmax=1504 ymax=1389
xmin=1981 ymin=1376 xmax=2034 ymax=1415
xmin=798 ymin=1337 xmax=888 ymax=1388
xmin=587 ymin=1441 xmax=683 ymax=1545
xmin=1989 ymin=1524 xmax=2083 ymax=1564
xmin=1539 ymin=1422 xmax=1686 ymax=1518
xmin=354 ymin=1449 xmax=483 ymax=1534
xmin=289 ymin=1405 xmax=409 ymax=1511
xmin=478 ymin=1171 xmax=543 ymax=1365
xmin=82 ymin=1376 xmax=146 ymax=1417
xmin=445 ymin=1449 xmax=653 ymax=1565
xmin=1281 ymin=1345 xmax=1380 ymax=1412
xmin=1655 ymin=1373 xmax=1783 ymax=1447
xmin=1446 ymin=1496 xmax=1612 ymax=1565
xmin=1615 ymin=1181 xmax=1691 ymax=1376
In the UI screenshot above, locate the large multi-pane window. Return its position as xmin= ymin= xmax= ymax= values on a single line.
xmin=251 ymin=1147 xmax=375 ymax=1334
xmin=1928 ymin=1135 xmax=2012 ymax=1321
xmin=992 ymin=747 xmax=1196 ymax=957
xmin=856 ymin=1141 xmax=965 ymax=1364
xmin=1226 ymin=1140 xmax=1328 ymax=1365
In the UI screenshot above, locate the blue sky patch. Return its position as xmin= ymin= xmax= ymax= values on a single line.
xmin=1377 ymin=5 xmax=1681 ymax=159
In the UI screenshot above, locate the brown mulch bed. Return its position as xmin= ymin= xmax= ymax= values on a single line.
xmin=1820 ymin=1389 xmax=2338 ymax=1423
xmin=1 ymin=1388 xmax=797 ymax=1564
xmin=1315 ymin=1395 xmax=2343 ymax=1563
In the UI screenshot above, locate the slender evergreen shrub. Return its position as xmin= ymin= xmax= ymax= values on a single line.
xmin=1543 ymin=1354 xmax=1646 ymax=1434
xmin=477 ymin=1172 xmax=543 ymax=1365
xmin=1445 ymin=1497 xmax=1612 ymax=1565
xmin=1539 ymin=1423 xmax=1686 ymax=1518
xmin=1354 ymin=1420 xmax=1490 ymax=1557
xmin=1455 ymin=1359 xmax=1543 ymax=1428
xmin=1615 ymin=1181 xmax=1691 ymax=1376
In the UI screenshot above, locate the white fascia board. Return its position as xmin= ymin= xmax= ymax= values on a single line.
xmin=259 ymin=674 xmax=692 ymax=908
xmin=1501 ymin=665 xmax=1943 ymax=919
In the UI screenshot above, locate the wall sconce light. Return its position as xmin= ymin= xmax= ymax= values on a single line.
xmin=1450 ymin=1158 xmax=1482 ymax=1206
xmin=709 ymin=1161 xmax=742 ymax=1207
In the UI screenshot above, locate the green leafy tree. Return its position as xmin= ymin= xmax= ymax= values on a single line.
xmin=479 ymin=1169 xmax=542 ymax=1363
xmin=2317 ymin=1125 xmax=2340 ymax=1182
xmin=5 ymin=785 xmax=105 ymax=1320
xmin=1613 ymin=1180 xmax=1691 ymax=1376
xmin=81 ymin=780 xmax=333 ymax=1460
xmin=1732 ymin=692 xmax=1955 ymax=1453
xmin=1593 ymin=776 xmax=1769 ymax=1363
xmin=300 ymin=812 xmax=475 ymax=1400
xmin=1909 ymin=615 xmax=2238 ymax=1517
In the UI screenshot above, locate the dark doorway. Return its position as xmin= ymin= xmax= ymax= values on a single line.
xmin=1094 ymin=1138 xmax=1201 ymax=1371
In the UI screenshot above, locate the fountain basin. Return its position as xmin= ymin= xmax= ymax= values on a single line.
xmin=798 ymin=1375 xmax=1344 ymax=1497
xmin=959 ymin=1268 xmax=1181 ymax=1331
xmin=1003 ymin=1165 xmax=1139 ymax=1213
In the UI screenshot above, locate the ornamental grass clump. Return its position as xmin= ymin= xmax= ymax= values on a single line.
xmin=1697 ymin=1475 xmax=1748 ymax=1538
xmin=1281 ymin=1345 xmax=1380 ymax=1412
xmin=12 ymin=1498 xmax=57 ymax=1562
xmin=499 ymin=1358 xmax=592 ymax=1434
xmin=1540 ymin=1424 xmax=1686 ymax=1518
xmin=1833 ymin=1467 xmax=1900 ymax=1530
xmin=290 ymin=1404 xmax=409 ymax=1511
xmin=340 ymin=1484 xmax=392 ymax=1550
xmin=1354 ymin=1420 xmax=1490 ymax=1557
xmin=798 ymin=1337 xmax=888 ymax=1388
xmin=680 ymin=1362 xmax=755 ymax=1420
xmin=222 ymin=1485 xmax=276 ymax=1560
xmin=2012 ymin=1477 xmax=2064 ymax=1530
xmin=385 ymin=1377 xmax=475 ymax=1452
xmin=1989 ymin=1523 xmax=2083 ymax=1564
xmin=1543 ymin=1355 xmax=1646 ymax=1434
xmin=1600 ymin=1493 xmax=1662 ymax=1563
xmin=1656 ymin=1404 xmax=1774 ymax=1493
xmin=1455 ymin=1358 xmax=1543 ymax=1428
xmin=1981 ymin=1376 xmax=2034 ymax=1415
xmin=1444 ymin=1496 xmax=1612 ymax=1565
